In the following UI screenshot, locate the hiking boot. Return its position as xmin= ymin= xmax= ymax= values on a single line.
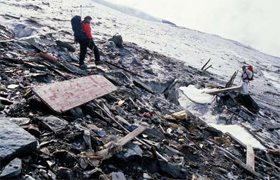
xmin=80 ymin=64 xmax=87 ymax=70
xmin=95 ymin=60 xmax=102 ymax=65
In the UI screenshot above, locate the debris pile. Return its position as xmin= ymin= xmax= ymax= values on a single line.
xmin=0 ymin=1 xmax=279 ymax=180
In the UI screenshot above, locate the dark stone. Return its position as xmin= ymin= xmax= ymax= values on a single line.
xmin=110 ymin=35 xmax=123 ymax=48
xmin=115 ymin=143 xmax=142 ymax=161
xmin=56 ymin=167 xmax=75 ymax=180
xmin=37 ymin=115 xmax=68 ymax=133
xmin=56 ymin=40 xmax=75 ymax=52
xmin=144 ymin=128 xmax=165 ymax=141
xmin=0 ymin=118 xmax=37 ymax=163
xmin=0 ymin=158 xmax=22 ymax=178
xmin=205 ymin=126 xmax=223 ymax=137
xmin=131 ymin=58 xmax=142 ymax=67
xmin=235 ymin=94 xmax=260 ymax=113
xmin=111 ymin=172 xmax=127 ymax=180
xmin=158 ymin=159 xmax=188 ymax=178
xmin=70 ymin=107 xmax=84 ymax=118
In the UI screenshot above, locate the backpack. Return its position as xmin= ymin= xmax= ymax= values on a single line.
xmin=245 ymin=66 xmax=254 ymax=81
xmin=71 ymin=15 xmax=87 ymax=43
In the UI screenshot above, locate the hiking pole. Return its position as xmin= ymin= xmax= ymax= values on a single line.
xmin=88 ymin=46 xmax=94 ymax=63
xmin=80 ymin=5 xmax=83 ymax=17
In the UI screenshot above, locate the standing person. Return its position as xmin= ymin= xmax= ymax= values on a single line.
xmin=236 ymin=65 xmax=259 ymax=113
xmin=240 ymin=65 xmax=253 ymax=94
xmin=79 ymin=16 xmax=100 ymax=69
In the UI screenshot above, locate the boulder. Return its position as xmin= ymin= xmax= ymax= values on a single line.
xmin=0 ymin=118 xmax=37 ymax=162
xmin=37 ymin=115 xmax=68 ymax=133
xmin=0 ymin=158 xmax=22 ymax=178
xmin=110 ymin=35 xmax=123 ymax=48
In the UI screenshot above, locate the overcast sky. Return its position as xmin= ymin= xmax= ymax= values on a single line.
xmin=104 ymin=0 xmax=280 ymax=57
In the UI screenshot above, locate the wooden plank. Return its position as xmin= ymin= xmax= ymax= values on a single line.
xmin=246 ymin=144 xmax=255 ymax=170
xmin=33 ymin=75 xmax=117 ymax=113
xmin=204 ymin=86 xmax=242 ymax=95
xmin=95 ymin=126 xmax=147 ymax=159
xmin=117 ymin=126 xmax=147 ymax=146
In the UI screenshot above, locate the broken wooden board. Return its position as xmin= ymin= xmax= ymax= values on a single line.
xmin=118 ymin=126 xmax=147 ymax=146
xmin=204 ymin=86 xmax=242 ymax=95
xmin=83 ymin=126 xmax=147 ymax=161
xmin=33 ymin=75 xmax=117 ymax=113
xmin=246 ymin=144 xmax=255 ymax=170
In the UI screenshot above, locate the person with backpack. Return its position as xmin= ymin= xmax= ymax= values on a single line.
xmin=71 ymin=15 xmax=100 ymax=69
xmin=240 ymin=65 xmax=253 ymax=94
xmin=236 ymin=65 xmax=259 ymax=113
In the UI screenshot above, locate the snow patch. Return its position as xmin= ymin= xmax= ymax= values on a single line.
xmin=210 ymin=124 xmax=265 ymax=149
xmin=179 ymin=85 xmax=214 ymax=104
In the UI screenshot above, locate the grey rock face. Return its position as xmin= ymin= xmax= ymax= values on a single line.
xmin=0 ymin=118 xmax=37 ymax=162
xmin=0 ymin=158 xmax=22 ymax=178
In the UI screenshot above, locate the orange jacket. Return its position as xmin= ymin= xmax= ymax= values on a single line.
xmin=82 ymin=21 xmax=92 ymax=40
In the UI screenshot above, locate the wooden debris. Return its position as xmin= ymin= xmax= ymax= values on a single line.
xmin=33 ymin=75 xmax=117 ymax=113
xmin=88 ymin=126 xmax=147 ymax=160
xmin=214 ymin=137 xmax=232 ymax=145
xmin=267 ymin=149 xmax=280 ymax=156
xmin=226 ymin=133 xmax=280 ymax=171
xmin=201 ymin=58 xmax=211 ymax=70
xmin=93 ymin=101 xmax=169 ymax=162
xmin=117 ymin=126 xmax=147 ymax=146
xmin=265 ymin=152 xmax=276 ymax=167
xmin=246 ymin=144 xmax=255 ymax=170
xmin=39 ymin=52 xmax=58 ymax=63
xmin=171 ymin=110 xmax=187 ymax=120
xmin=203 ymin=65 xmax=212 ymax=71
xmin=204 ymin=86 xmax=242 ymax=95
xmin=225 ymin=71 xmax=238 ymax=88
xmin=222 ymin=148 xmax=262 ymax=178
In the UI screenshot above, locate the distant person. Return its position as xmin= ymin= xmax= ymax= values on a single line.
xmin=236 ymin=65 xmax=260 ymax=113
xmin=240 ymin=65 xmax=253 ymax=94
xmin=71 ymin=15 xmax=100 ymax=69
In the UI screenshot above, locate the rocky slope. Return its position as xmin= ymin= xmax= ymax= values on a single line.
xmin=0 ymin=0 xmax=280 ymax=179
